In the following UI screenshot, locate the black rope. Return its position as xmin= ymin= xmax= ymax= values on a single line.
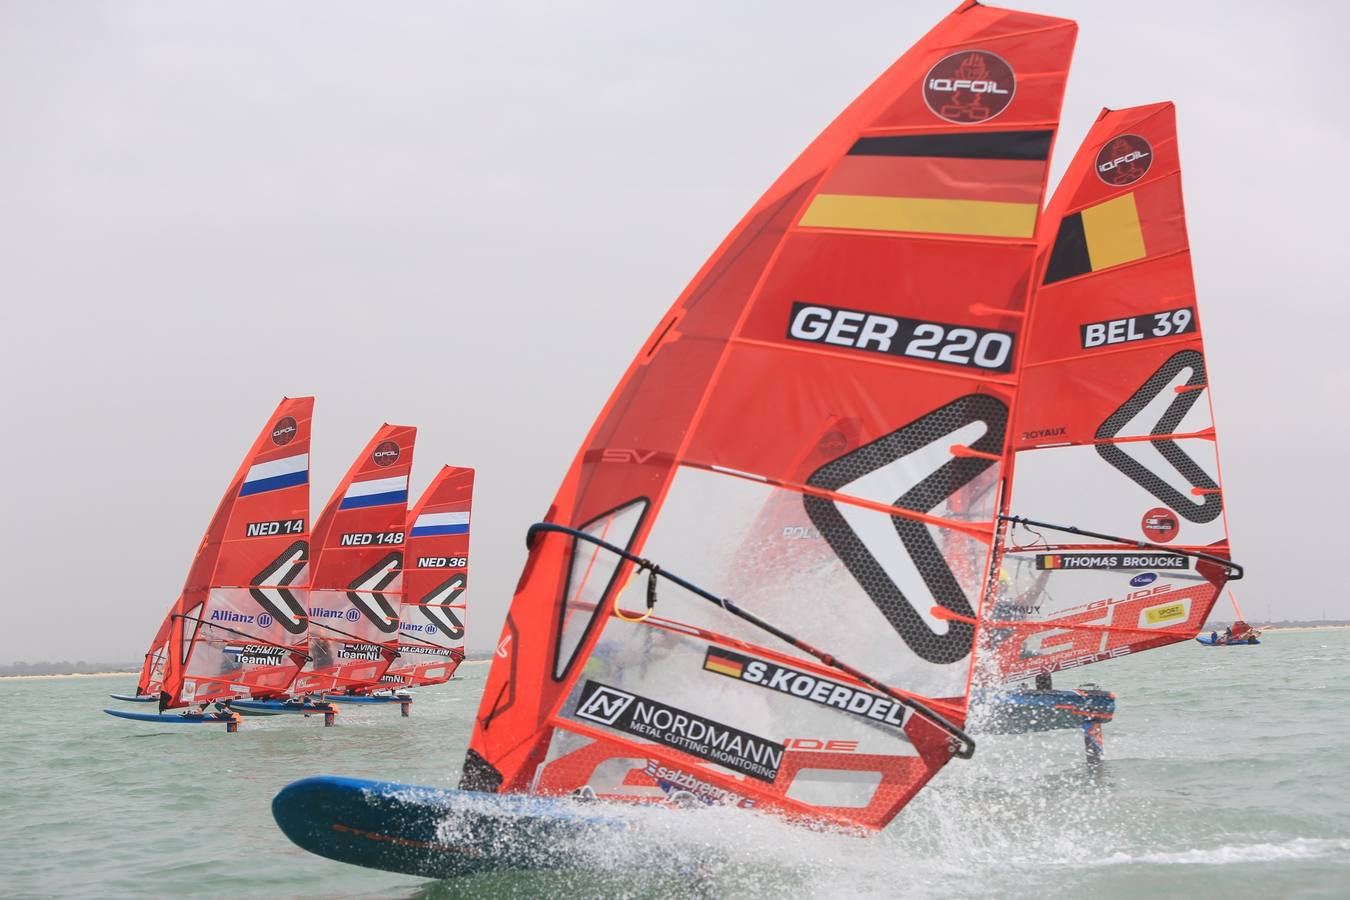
xmin=525 ymin=521 xmax=977 ymax=759
xmin=999 ymin=514 xmax=1243 ymax=580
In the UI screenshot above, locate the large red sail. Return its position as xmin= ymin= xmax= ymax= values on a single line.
xmin=293 ymin=425 xmax=416 ymax=695
xmin=161 ymin=398 xmax=313 ymax=709
xmin=983 ymin=102 xmax=1236 ymax=681
xmin=383 ymin=465 xmax=474 ymax=688
xmin=465 ymin=3 xmax=1076 ymax=830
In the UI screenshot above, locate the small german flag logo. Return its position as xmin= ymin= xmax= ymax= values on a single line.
xmin=703 ymin=646 xmax=748 ymax=679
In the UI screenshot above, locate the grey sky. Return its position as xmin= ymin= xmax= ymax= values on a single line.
xmin=1 ymin=1 xmax=1343 ymax=664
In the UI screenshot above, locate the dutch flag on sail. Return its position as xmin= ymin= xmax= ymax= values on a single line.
xmin=410 ymin=511 xmax=470 ymax=537
xmin=239 ymin=453 xmax=309 ymax=496
xmin=339 ymin=475 xmax=409 ymax=510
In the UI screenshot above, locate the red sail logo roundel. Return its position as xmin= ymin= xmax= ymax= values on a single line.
xmin=271 ymin=416 xmax=298 ymax=445
xmin=1141 ymin=507 xmax=1179 ymax=543
xmin=1095 ymin=134 xmax=1153 ymax=186
xmin=923 ymin=50 xmax=1015 ymax=124
xmin=372 ymin=440 xmax=401 ymax=467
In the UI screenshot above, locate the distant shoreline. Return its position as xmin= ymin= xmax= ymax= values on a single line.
xmin=1 ymin=660 xmax=495 ymax=680
xmin=1262 ymin=625 xmax=1350 ymax=634
xmin=9 ymin=631 xmax=1337 ymax=682
xmin=0 ymin=671 xmax=135 ymax=681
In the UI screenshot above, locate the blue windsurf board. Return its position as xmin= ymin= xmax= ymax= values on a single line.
xmin=272 ymin=776 xmax=628 ymax=879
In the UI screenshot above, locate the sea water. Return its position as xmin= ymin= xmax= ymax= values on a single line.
xmin=2 ymin=630 xmax=1347 ymax=898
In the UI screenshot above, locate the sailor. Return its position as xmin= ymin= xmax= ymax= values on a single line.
xmin=1210 ymin=630 xmax=1219 ymax=643
xmin=1224 ymin=625 xmax=1232 ymax=642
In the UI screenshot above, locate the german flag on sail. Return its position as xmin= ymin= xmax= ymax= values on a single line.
xmin=703 ymin=646 xmax=748 ymax=679
xmin=797 ymin=130 xmax=1050 ymax=239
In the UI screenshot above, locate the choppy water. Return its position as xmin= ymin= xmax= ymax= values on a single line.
xmin=3 ymin=631 xmax=1347 ymax=898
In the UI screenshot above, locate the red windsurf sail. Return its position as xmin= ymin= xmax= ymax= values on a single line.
xmin=292 ymin=425 xmax=416 ymax=695
xmin=160 ymin=398 xmax=313 ymax=709
xmin=381 ymin=465 xmax=474 ymax=689
xmin=981 ymin=102 xmax=1240 ymax=682
xmin=136 ymin=614 xmax=171 ymax=696
xmin=465 ymin=2 xmax=1077 ymax=830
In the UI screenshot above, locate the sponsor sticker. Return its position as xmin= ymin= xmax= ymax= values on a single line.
xmin=643 ymin=760 xmax=756 ymax=808
xmin=1141 ymin=508 xmax=1179 ymax=542
xmin=923 ymin=50 xmax=1015 ymax=124
xmin=573 ymin=681 xmax=784 ymax=782
xmin=1095 ymin=134 xmax=1153 ymax=186
xmin=784 ymin=738 xmax=860 ymax=752
xmin=1144 ymin=602 xmax=1187 ymax=625
xmin=1036 ymin=553 xmax=1189 ymax=571
xmin=210 ymin=609 xmax=255 ymax=625
xmin=701 ymin=647 xmax=907 ymax=729
xmin=1130 ymin=572 xmax=1158 ymax=587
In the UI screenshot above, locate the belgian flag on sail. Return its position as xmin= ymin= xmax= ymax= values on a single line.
xmin=1042 ymin=179 xmax=1187 ymax=284
xmin=797 ymin=130 xmax=1051 ymax=239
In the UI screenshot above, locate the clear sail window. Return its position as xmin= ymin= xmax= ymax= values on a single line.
xmin=552 ymin=500 xmax=647 ymax=679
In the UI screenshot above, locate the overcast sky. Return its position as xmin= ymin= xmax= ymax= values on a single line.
xmin=1 ymin=1 xmax=1344 ymax=664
